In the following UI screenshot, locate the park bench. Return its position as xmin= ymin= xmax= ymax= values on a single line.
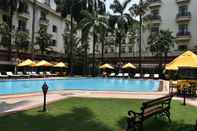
xmin=127 ymin=94 xmax=173 ymax=131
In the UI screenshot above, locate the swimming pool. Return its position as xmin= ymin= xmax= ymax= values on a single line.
xmin=0 ymin=78 xmax=160 ymax=95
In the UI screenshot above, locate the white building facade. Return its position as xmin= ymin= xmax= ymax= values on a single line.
xmin=143 ymin=0 xmax=197 ymax=56
xmin=0 ymin=0 xmax=65 ymax=57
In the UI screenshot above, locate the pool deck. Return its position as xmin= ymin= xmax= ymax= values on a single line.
xmin=0 ymin=80 xmax=197 ymax=116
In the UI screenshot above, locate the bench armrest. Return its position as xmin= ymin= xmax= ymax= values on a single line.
xmin=128 ymin=110 xmax=141 ymax=117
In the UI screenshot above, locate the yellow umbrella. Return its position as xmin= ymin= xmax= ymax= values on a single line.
xmin=17 ymin=59 xmax=36 ymax=67
xmin=54 ymin=62 xmax=68 ymax=68
xmin=99 ymin=63 xmax=114 ymax=69
xmin=165 ymin=51 xmax=197 ymax=70
xmin=35 ymin=60 xmax=53 ymax=67
xmin=122 ymin=63 xmax=136 ymax=69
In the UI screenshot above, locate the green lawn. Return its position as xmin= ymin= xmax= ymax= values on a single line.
xmin=0 ymin=98 xmax=196 ymax=131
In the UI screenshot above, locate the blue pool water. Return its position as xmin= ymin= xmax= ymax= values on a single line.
xmin=0 ymin=78 xmax=160 ymax=94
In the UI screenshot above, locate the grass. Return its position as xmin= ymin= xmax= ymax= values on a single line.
xmin=0 ymin=98 xmax=196 ymax=131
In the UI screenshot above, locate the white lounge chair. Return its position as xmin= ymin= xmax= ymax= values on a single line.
xmin=17 ymin=72 xmax=30 ymax=78
xmin=46 ymin=72 xmax=57 ymax=77
xmin=134 ymin=73 xmax=140 ymax=78
xmin=154 ymin=74 xmax=159 ymax=79
xmin=124 ymin=73 xmax=129 ymax=78
xmin=6 ymin=72 xmax=21 ymax=78
xmin=144 ymin=74 xmax=150 ymax=78
xmin=0 ymin=72 xmax=8 ymax=79
xmin=117 ymin=73 xmax=124 ymax=77
xmin=31 ymin=72 xmax=40 ymax=77
xmin=109 ymin=73 xmax=116 ymax=77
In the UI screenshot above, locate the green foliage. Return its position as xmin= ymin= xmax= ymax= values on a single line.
xmin=147 ymin=30 xmax=175 ymax=56
xmin=36 ymin=25 xmax=53 ymax=54
xmin=15 ymin=30 xmax=30 ymax=53
xmin=0 ymin=22 xmax=10 ymax=48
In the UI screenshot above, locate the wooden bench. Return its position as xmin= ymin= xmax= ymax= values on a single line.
xmin=127 ymin=94 xmax=173 ymax=131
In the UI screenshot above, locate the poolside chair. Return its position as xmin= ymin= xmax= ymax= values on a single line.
xmin=153 ymin=74 xmax=159 ymax=79
xmin=31 ymin=72 xmax=40 ymax=78
xmin=144 ymin=74 xmax=150 ymax=79
xmin=117 ymin=73 xmax=124 ymax=77
xmin=17 ymin=72 xmax=30 ymax=78
xmin=109 ymin=73 xmax=116 ymax=77
xmin=0 ymin=72 xmax=8 ymax=79
xmin=6 ymin=72 xmax=21 ymax=78
xmin=124 ymin=73 xmax=129 ymax=78
xmin=134 ymin=73 xmax=141 ymax=78
xmin=46 ymin=72 xmax=57 ymax=77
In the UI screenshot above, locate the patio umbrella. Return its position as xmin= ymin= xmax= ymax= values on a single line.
xmin=165 ymin=51 xmax=197 ymax=70
xmin=99 ymin=63 xmax=114 ymax=69
xmin=122 ymin=63 xmax=136 ymax=69
xmin=54 ymin=62 xmax=68 ymax=68
xmin=17 ymin=59 xmax=36 ymax=67
xmin=35 ymin=60 xmax=53 ymax=67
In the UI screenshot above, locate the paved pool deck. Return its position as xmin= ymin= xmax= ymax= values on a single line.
xmin=0 ymin=80 xmax=197 ymax=116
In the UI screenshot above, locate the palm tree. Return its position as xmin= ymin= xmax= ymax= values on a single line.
xmin=147 ymin=30 xmax=175 ymax=69
xmin=79 ymin=10 xmax=108 ymax=76
xmin=129 ymin=0 xmax=149 ymax=73
xmin=35 ymin=25 xmax=53 ymax=55
xmin=110 ymin=0 xmax=133 ymax=61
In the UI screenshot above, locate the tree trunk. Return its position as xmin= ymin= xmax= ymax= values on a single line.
xmin=164 ymin=51 xmax=168 ymax=67
xmin=101 ymin=33 xmax=105 ymax=64
xmin=8 ymin=2 xmax=14 ymax=61
xmin=139 ymin=13 xmax=142 ymax=74
xmin=92 ymin=31 xmax=96 ymax=76
xmin=31 ymin=0 xmax=36 ymax=60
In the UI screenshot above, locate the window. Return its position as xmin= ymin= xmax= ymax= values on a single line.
xmin=128 ymin=46 xmax=132 ymax=53
xmin=178 ymin=45 xmax=187 ymax=51
xmin=121 ymin=47 xmax=126 ymax=53
xmin=111 ymin=47 xmax=114 ymax=53
xmin=52 ymin=25 xmax=57 ymax=33
xmin=151 ymin=26 xmax=159 ymax=33
xmin=52 ymin=40 xmax=57 ymax=46
xmin=40 ymin=11 xmax=47 ymax=20
xmin=2 ymin=15 xmax=9 ymax=23
xmin=105 ymin=49 xmax=108 ymax=53
xmin=178 ymin=24 xmax=188 ymax=33
xmin=18 ymin=20 xmax=26 ymax=31
xmin=179 ymin=5 xmax=188 ymax=15
xmin=151 ymin=9 xmax=159 ymax=16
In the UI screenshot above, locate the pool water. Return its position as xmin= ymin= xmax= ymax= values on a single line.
xmin=0 ymin=78 xmax=160 ymax=94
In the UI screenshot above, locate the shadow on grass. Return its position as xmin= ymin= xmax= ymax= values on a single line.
xmin=0 ymin=100 xmax=30 ymax=112
xmin=0 ymin=107 xmax=113 ymax=131
xmin=117 ymin=117 xmax=195 ymax=131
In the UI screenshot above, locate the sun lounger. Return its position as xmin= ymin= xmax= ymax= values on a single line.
xmin=124 ymin=73 xmax=129 ymax=78
xmin=31 ymin=72 xmax=41 ymax=78
xmin=17 ymin=72 xmax=30 ymax=78
xmin=144 ymin=74 xmax=150 ymax=78
xmin=117 ymin=73 xmax=124 ymax=77
xmin=134 ymin=73 xmax=140 ymax=78
xmin=6 ymin=72 xmax=21 ymax=78
xmin=109 ymin=73 xmax=116 ymax=77
xmin=0 ymin=72 xmax=8 ymax=79
xmin=46 ymin=72 xmax=57 ymax=77
xmin=154 ymin=74 xmax=159 ymax=79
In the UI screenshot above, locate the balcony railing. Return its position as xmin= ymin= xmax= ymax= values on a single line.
xmin=148 ymin=0 xmax=161 ymax=8
xmin=150 ymin=15 xmax=161 ymax=23
xmin=18 ymin=11 xmax=30 ymax=19
xmin=176 ymin=31 xmax=191 ymax=41
xmin=176 ymin=12 xmax=191 ymax=22
xmin=176 ymin=0 xmax=190 ymax=4
xmin=17 ymin=28 xmax=29 ymax=33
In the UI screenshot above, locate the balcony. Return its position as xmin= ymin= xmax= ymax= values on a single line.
xmin=17 ymin=28 xmax=29 ymax=33
xmin=176 ymin=32 xmax=191 ymax=41
xmin=18 ymin=12 xmax=30 ymax=20
xmin=150 ymin=15 xmax=161 ymax=24
xmin=39 ymin=18 xmax=49 ymax=26
xmin=149 ymin=0 xmax=161 ymax=8
xmin=176 ymin=0 xmax=190 ymax=4
xmin=176 ymin=12 xmax=191 ymax=22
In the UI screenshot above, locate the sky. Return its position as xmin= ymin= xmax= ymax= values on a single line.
xmin=105 ymin=0 xmax=139 ymax=14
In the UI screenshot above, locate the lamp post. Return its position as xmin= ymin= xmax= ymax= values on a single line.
xmin=42 ymin=82 xmax=48 ymax=112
